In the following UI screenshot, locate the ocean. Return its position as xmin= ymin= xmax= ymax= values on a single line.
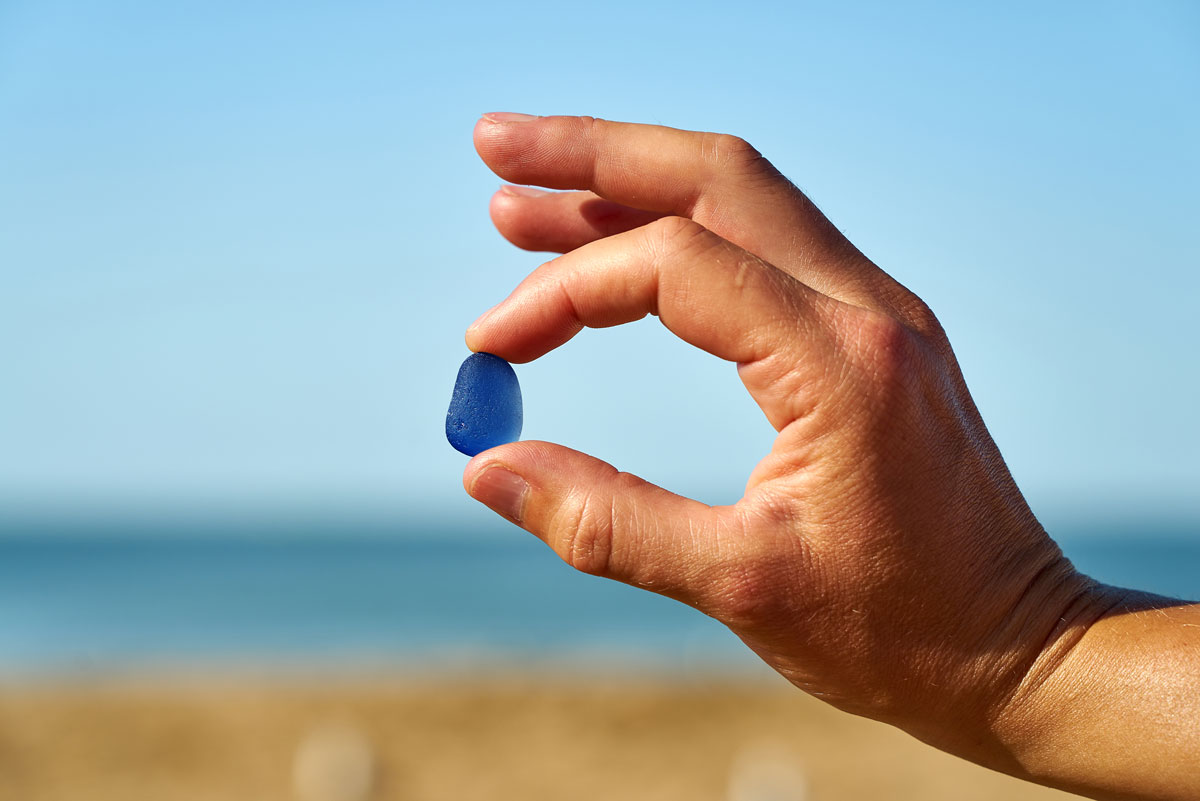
xmin=0 ymin=516 xmax=1196 ymax=677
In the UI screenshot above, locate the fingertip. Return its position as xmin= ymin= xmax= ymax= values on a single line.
xmin=463 ymin=441 xmax=562 ymax=518
xmin=464 ymin=296 xmax=503 ymax=351
xmin=481 ymin=112 xmax=541 ymax=124
xmin=498 ymin=184 xmax=550 ymax=199
xmin=463 ymin=327 xmax=481 ymax=353
xmin=462 ymin=445 xmax=512 ymax=490
xmin=472 ymin=116 xmax=494 ymax=155
xmin=464 ymin=286 xmax=582 ymax=366
xmin=474 ymin=114 xmax=539 ymax=156
xmin=488 ymin=188 xmax=561 ymax=253
xmin=487 ymin=187 xmax=520 ymax=229
xmin=462 ymin=440 xmax=560 ymax=484
xmin=464 ymin=457 xmax=530 ymax=524
xmin=473 ymin=116 xmax=510 ymax=160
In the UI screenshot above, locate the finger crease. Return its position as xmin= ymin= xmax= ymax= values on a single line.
xmin=554 ymin=277 xmax=587 ymax=330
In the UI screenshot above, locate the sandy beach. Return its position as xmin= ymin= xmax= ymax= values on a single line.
xmin=0 ymin=673 xmax=1085 ymax=801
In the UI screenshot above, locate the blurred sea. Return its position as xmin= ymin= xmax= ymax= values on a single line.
xmin=0 ymin=516 xmax=1196 ymax=677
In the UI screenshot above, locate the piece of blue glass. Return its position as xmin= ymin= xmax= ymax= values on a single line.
xmin=446 ymin=352 xmax=523 ymax=456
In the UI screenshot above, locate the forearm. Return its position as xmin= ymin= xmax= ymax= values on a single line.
xmin=997 ymin=589 xmax=1200 ymax=801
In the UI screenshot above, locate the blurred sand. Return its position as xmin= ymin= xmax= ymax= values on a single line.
xmin=0 ymin=674 xmax=1085 ymax=801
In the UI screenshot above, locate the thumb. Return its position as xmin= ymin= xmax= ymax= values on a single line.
xmin=463 ymin=441 xmax=722 ymax=608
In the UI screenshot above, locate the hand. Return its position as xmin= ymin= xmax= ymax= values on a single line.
xmin=463 ymin=113 xmax=1200 ymax=801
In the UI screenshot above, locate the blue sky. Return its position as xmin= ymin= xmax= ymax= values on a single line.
xmin=1 ymin=1 xmax=1197 ymax=527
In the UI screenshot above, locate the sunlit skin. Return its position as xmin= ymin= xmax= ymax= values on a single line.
xmin=461 ymin=113 xmax=1200 ymax=801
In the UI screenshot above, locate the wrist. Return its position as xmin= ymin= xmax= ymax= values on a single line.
xmin=989 ymin=586 xmax=1200 ymax=801
xmin=904 ymin=545 xmax=1115 ymax=776
xmin=987 ymin=576 xmax=1126 ymax=759
xmin=884 ymin=541 xmax=1110 ymax=775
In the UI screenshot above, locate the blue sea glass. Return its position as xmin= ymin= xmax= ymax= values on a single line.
xmin=446 ymin=352 xmax=523 ymax=456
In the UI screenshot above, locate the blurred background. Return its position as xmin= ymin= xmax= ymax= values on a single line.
xmin=1 ymin=1 xmax=1197 ymax=799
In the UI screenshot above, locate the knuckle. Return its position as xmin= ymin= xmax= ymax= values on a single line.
xmin=646 ymin=214 xmax=705 ymax=243
xmin=576 ymin=115 xmax=601 ymax=135
xmin=711 ymin=537 xmax=799 ymax=629
xmin=714 ymin=571 xmax=768 ymax=627
xmin=900 ymin=296 xmax=948 ymax=344
xmin=552 ymin=487 xmax=615 ymax=576
xmin=850 ymin=309 xmax=919 ymax=385
xmin=837 ymin=308 xmax=947 ymax=430
xmin=575 ymin=116 xmax=605 ymax=184
xmin=702 ymin=133 xmax=764 ymax=174
xmin=643 ymin=215 xmax=716 ymax=259
xmin=699 ymin=509 xmax=807 ymax=628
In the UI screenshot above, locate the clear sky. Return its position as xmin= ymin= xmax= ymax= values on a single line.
xmin=2 ymin=1 xmax=1197 ymax=528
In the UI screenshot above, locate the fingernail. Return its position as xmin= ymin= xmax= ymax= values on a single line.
xmin=470 ymin=466 xmax=529 ymax=522
xmin=499 ymin=185 xmax=549 ymax=198
xmin=482 ymin=112 xmax=539 ymax=123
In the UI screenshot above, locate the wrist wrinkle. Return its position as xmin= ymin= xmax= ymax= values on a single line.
xmin=990 ymin=577 xmax=1132 ymax=775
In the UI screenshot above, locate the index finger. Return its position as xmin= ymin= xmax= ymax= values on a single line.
xmin=466 ymin=216 xmax=843 ymax=432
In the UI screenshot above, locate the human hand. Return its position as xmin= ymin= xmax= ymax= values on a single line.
xmin=462 ymin=113 xmax=1199 ymax=800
